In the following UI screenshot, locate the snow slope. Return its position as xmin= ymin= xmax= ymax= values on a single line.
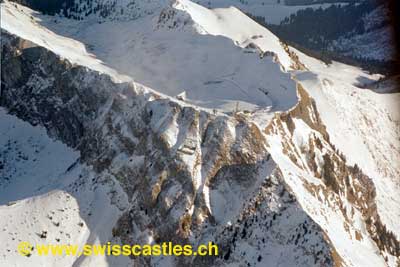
xmin=0 ymin=109 xmax=79 ymax=204
xmin=259 ymin=46 xmax=400 ymax=265
xmin=175 ymin=1 xmax=400 ymax=237
xmin=0 ymin=108 xmax=130 ymax=267
xmin=266 ymin=115 xmax=392 ymax=267
xmin=1 ymin=0 xmax=299 ymax=115
xmin=0 ymin=29 xmax=334 ymax=267
xmin=1 ymin=0 xmax=399 ymax=266
xmin=174 ymin=0 xmax=400 ymax=263
xmin=0 ymin=2 xmax=131 ymax=83
xmin=174 ymin=0 xmax=293 ymax=70
xmin=291 ymin=50 xmax=400 ymax=239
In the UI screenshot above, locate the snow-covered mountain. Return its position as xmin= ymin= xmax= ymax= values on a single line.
xmin=1 ymin=0 xmax=399 ymax=266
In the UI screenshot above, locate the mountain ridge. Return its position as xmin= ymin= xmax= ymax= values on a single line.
xmin=1 ymin=0 xmax=399 ymax=266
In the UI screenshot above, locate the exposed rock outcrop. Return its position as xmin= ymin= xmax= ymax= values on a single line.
xmin=1 ymin=30 xmax=333 ymax=266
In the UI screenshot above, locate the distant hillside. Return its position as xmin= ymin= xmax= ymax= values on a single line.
xmin=10 ymin=0 xmax=73 ymax=15
xmin=251 ymin=0 xmax=396 ymax=73
xmin=284 ymin=0 xmax=361 ymax=5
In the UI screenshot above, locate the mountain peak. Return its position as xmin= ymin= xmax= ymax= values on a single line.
xmin=1 ymin=0 xmax=399 ymax=266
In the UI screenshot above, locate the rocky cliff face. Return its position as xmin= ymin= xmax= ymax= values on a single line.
xmin=1 ymin=31 xmax=334 ymax=266
xmin=265 ymin=84 xmax=400 ymax=266
xmin=1 ymin=0 xmax=399 ymax=266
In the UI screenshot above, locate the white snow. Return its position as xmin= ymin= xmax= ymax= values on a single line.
xmin=0 ymin=2 xmax=131 ymax=83
xmin=0 ymin=108 xmax=79 ymax=204
xmin=266 ymin=118 xmax=388 ymax=267
xmin=292 ymin=51 xmax=400 ymax=239
xmin=174 ymin=0 xmax=293 ymax=70
xmin=0 ymin=108 xmax=129 ymax=267
xmin=1 ymin=0 xmax=298 ymax=116
xmin=1 ymin=0 xmax=399 ymax=266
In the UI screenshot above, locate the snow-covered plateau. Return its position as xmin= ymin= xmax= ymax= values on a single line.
xmin=1 ymin=0 xmax=399 ymax=266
